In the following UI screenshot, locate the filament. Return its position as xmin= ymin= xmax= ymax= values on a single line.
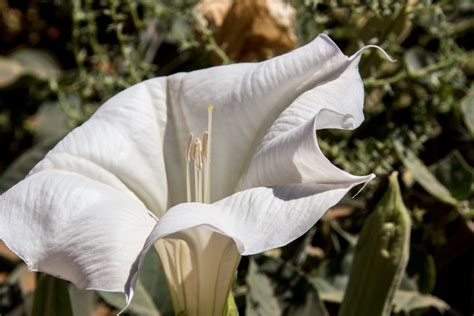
xmin=184 ymin=104 xmax=214 ymax=204
xmin=185 ymin=134 xmax=193 ymax=202
xmin=193 ymin=138 xmax=203 ymax=203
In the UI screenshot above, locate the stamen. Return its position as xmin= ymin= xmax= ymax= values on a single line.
xmin=184 ymin=134 xmax=193 ymax=202
xmin=203 ymin=104 xmax=214 ymax=203
xmin=183 ymin=105 xmax=214 ymax=204
xmin=193 ymin=138 xmax=203 ymax=203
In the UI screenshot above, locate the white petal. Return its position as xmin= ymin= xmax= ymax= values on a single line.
xmin=29 ymin=34 xmax=364 ymax=209
xmin=240 ymin=50 xmax=374 ymax=189
xmin=144 ymin=72 xmax=376 ymax=254
xmin=147 ymin=180 xmax=369 ymax=257
xmin=170 ymin=34 xmax=355 ymax=203
xmin=241 ymin=117 xmax=373 ymax=189
xmin=0 ymin=171 xmax=156 ymax=306
xmin=155 ymin=228 xmax=240 ymax=316
xmin=32 ymin=78 xmax=170 ymax=216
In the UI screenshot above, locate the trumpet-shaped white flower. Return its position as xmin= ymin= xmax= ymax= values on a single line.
xmin=0 ymin=34 xmax=390 ymax=315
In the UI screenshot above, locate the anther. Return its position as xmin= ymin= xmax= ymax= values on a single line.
xmin=192 ymin=138 xmax=203 ymax=170
xmin=185 ymin=134 xmax=193 ymax=162
xmin=184 ymin=105 xmax=215 ymax=204
xmin=202 ymin=132 xmax=209 ymax=158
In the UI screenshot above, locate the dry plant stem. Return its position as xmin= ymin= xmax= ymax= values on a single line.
xmin=192 ymin=11 xmax=232 ymax=65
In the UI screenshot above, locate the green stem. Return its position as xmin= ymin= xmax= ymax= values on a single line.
xmin=364 ymin=59 xmax=455 ymax=87
xmin=360 ymin=0 xmax=407 ymax=75
xmin=126 ymin=0 xmax=144 ymax=29
xmin=109 ymin=0 xmax=140 ymax=83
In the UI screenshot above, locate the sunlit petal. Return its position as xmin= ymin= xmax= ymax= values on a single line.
xmin=0 ymin=171 xmax=156 ymax=305
xmin=32 ymin=78 xmax=169 ymax=216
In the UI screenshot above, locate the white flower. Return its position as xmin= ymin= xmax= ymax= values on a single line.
xmin=0 ymin=34 xmax=390 ymax=315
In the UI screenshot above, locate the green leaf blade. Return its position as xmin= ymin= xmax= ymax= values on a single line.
xmin=32 ymin=275 xmax=73 ymax=316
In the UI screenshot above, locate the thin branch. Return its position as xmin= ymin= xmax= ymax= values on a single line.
xmin=364 ymin=59 xmax=455 ymax=87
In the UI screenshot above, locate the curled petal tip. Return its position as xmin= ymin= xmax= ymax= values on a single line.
xmin=352 ymin=173 xmax=376 ymax=198
xmin=351 ymin=45 xmax=396 ymax=63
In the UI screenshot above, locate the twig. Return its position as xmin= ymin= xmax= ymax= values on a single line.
xmin=192 ymin=11 xmax=232 ymax=65
xmin=364 ymin=59 xmax=455 ymax=87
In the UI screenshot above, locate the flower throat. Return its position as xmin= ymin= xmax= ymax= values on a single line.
xmin=184 ymin=104 xmax=214 ymax=204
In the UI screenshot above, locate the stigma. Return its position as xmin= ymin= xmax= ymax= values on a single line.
xmin=184 ymin=104 xmax=214 ymax=204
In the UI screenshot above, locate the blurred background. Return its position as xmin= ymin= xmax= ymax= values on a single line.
xmin=0 ymin=0 xmax=472 ymax=315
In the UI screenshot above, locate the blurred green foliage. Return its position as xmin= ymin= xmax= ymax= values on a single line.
xmin=0 ymin=0 xmax=472 ymax=315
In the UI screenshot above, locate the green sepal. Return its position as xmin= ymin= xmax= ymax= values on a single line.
xmin=338 ymin=172 xmax=411 ymax=316
xmin=223 ymin=291 xmax=239 ymax=316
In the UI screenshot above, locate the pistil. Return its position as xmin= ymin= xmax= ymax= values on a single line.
xmin=204 ymin=104 xmax=213 ymax=204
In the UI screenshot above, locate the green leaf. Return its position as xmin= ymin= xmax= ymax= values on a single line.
xmin=224 ymin=292 xmax=239 ymax=316
xmin=310 ymin=278 xmax=344 ymax=304
xmin=338 ymin=172 xmax=411 ymax=316
xmin=461 ymin=87 xmax=474 ymax=134
xmin=0 ymin=57 xmax=23 ymax=87
xmin=0 ymin=137 xmax=61 ymax=193
xmin=246 ymin=256 xmax=328 ymax=316
xmin=31 ymin=275 xmax=73 ymax=316
xmin=406 ymin=247 xmax=436 ymax=294
xmin=394 ymin=141 xmax=458 ymax=205
xmin=10 ymin=49 xmax=61 ymax=81
xmin=312 ymin=277 xmax=449 ymax=314
xmin=138 ymin=247 xmax=174 ymax=315
xmin=33 ymin=102 xmax=70 ymax=143
xmin=98 ymin=279 xmax=160 ymax=316
xmin=392 ymin=290 xmax=449 ymax=313
xmin=246 ymin=258 xmax=280 ymax=315
xmin=430 ymin=150 xmax=473 ymax=201
xmin=404 ymin=47 xmax=435 ymax=74
xmin=98 ymin=249 xmax=172 ymax=316
xmin=0 ymin=49 xmax=60 ymax=88
xmin=68 ymin=286 xmax=97 ymax=316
